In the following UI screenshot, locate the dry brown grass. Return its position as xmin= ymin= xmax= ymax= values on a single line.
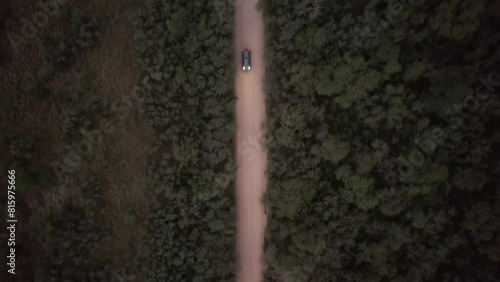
xmin=86 ymin=9 xmax=138 ymax=100
xmin=0 ymin=2 xmax=75 ymax=278
xmin=0 ymin=0 xmax=68 ymax=191
xmin=78 ymin=0 xmax=154 ymax=269
xmin=2 ymin=0 xmax=153 ymax=274
xmin=0 ymin=5 xmax=48 ymax=138
xmin=94 ymin=115 xmax=155 ymax=260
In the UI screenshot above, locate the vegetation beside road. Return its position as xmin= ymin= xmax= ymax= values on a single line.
xmin=2 ymin=0 xmax=237 ymax=280
xmin=2 ymin=0 xmax=499 ymax=281
xmin=262 ymin=0 xmax=500 ymax=281
xmin=131 ymin=0 xmax=237 ymax=280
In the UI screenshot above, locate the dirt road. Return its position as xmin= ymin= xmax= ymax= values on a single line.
xmin=234 ymin=0 xmax=267 ymax=281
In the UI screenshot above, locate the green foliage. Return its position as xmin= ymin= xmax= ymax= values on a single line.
xmin=311 ymin=134 xmax=350 ymax=164
xmin=39 ymin=7 xmax=101 ymax=76
xmin=21 ymin=7 xmax=102 ymax=98
xmin=263 ymin=0 xmax=500 ymax=281
xmin=35 ymin=175 xmax=113 ymax=281
xmin=131 ymin=0 xmax=236 ymax=280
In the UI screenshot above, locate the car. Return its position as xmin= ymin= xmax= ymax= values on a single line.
xmin=242 ymin=48 xmax=251 ymax=71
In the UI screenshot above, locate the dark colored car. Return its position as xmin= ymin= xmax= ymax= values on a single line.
xmin=242 ymin=48 xmax=251 ymax=71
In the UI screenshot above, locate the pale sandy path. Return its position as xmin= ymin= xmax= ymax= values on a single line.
xmin=234 ymin=0 xmax=267 ymax=282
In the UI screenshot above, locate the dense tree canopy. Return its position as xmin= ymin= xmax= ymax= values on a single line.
xmin=131 ymin=0 xmax=237 ymax=280
xmin=2 ymin=0 xmax=499 ymax=280
xmin=2 ymin=0 xmax=237 ymax=280
xmin=262 ymin=0 xmax=500 ymax=281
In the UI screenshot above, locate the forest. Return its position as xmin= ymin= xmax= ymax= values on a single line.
xmin=262 ymin=0 xmax=500 ymax=281
xmin=1 ymin=0 xmax=237 ymax=281
xmin=1 ymin=0 xmax=499 ymax=281
xmin=131 ymin=0 xmax=237 ymax=280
